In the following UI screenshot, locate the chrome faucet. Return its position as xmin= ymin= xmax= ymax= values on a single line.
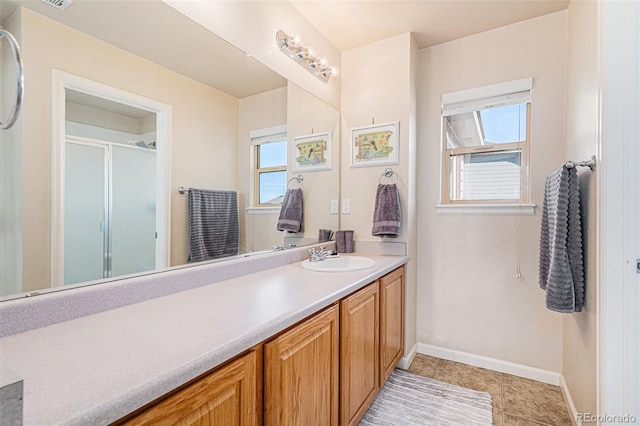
xmin=309 ymin=246 xmax=332 ymax=262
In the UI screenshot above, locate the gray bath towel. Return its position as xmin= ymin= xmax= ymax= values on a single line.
xmin=372 ymin=183 xmax=401 ymax=237
xmin=539 ymin=165 xmax=585 ymax=313
xmin=277 ymin=188 xmax=304 ymax=233
xmin=188 ymin=189 xmax=239 ymax=262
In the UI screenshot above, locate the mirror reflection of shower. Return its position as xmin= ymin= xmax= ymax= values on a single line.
xmin=63 ymin=89 xmax=158 ymax=285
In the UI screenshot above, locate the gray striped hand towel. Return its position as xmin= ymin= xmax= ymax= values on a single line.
xmin=188 ymin=189 xmax=238 ymax=262
xmin=539 ymin=165 xmax=585 ymax=312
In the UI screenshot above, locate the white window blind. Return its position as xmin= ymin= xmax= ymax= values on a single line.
xmin=249 ymin=124 xmax=287 ymax=145
xmin=442 ymin=78 xmax=532 ymax=117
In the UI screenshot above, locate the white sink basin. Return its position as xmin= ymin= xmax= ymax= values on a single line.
xmin=301 ymin=256 xmax=375 ymax=272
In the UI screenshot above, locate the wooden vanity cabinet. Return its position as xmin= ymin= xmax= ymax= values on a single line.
xmin=122 ymin=350 xmax=258 ymax=426
xmin=264 ymin=304 xmax=340 ymax=426
xmin=118 ymin=265 xmax=404 ymax=426
xmin=339 ymin=282 xmax=380 ymax=426
xmin=379 ymin=266 xmax=404 ymax=385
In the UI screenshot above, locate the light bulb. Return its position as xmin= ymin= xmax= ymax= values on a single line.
xmin=305 ymin=47 xmax=315 ymax=58
xmin=291 ymin=34 xmax=302 ymax=48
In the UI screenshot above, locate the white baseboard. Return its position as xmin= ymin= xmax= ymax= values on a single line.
xmin=413 ymin=343 xmax=579 ymax=423
xmin=559 ymin=375 xmax=580 ymax=426
xmin=416 ymin=343 xmax=561 ymax=386
xmin=397 ymin=342 xmax=418 ymax=370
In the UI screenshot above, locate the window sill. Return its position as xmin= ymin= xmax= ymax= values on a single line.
xmin=246 ymin=207 xmax=281 ymax=215
xmin=435 ymin=203 xmax=536 ymax=215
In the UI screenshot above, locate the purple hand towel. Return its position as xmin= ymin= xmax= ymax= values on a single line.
xmin=372 ymin=183 xmax=400 ymax=237
xmin=277 ymin=188 xmax=304 ymax=233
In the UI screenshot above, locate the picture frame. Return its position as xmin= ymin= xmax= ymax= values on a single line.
xmin=292 ymin=131 xmax=332 ymax=172
xmin=350 ymin=121 xmax=399 ymax=168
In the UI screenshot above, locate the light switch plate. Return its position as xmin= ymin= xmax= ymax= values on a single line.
xmin=330 ymin=199 xmax=339 ymax=214
xmin=342 ymin=199 xmax=351 ymax=214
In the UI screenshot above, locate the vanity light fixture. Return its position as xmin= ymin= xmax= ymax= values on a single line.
xmin=276 ymin=30 xmax=338 ymax=83
xmin=41 ymin=0 xmax=73 ymax=11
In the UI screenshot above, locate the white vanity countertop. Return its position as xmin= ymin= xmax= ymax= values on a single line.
xmin=0 ymin=254 xmax=407 ymax=425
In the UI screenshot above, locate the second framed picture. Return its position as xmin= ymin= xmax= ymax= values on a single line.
xmin=350 ymin=121 xmax=399 ymax=168
xmin=292 ymin=131 xmax=332 ymax=172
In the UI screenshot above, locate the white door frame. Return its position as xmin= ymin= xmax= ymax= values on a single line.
xmin=598 ymin=0 xmax=640 ymax=420
xmin=51 ymin=70 xmax=172 ymax=287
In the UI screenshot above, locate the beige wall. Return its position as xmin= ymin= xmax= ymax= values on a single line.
xmin=238 ymin=82 xmax=341 ymax=253
xmin=416 ymin=11 xmax=568 ymax=372
xmin=562 ymin=0 xmax=598 ymax=415
xmin=238 ymin=87 xmax=287 ymax=253
xmin=17 ymin=8 xmax=239 ymax=289
xmin=287 ymin=82 xmax=340 ymax=242
xmin=341 ymin=32 xmax=418 ymax=356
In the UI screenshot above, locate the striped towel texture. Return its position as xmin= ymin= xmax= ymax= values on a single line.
xmin=539 ymin=165 xmax=585 ymax=313
xmin=188 ymin=189 xmax=238 ymax=262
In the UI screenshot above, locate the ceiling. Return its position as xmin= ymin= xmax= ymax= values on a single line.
xmin=290 ymin=0 xmax=570 ymax=51
xmin=0 ymin=0 xmax=570 ymax=98
xmin=0 ymin=0 xmax=286 ymax=99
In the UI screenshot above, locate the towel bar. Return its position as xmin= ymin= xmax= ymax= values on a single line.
xmin=565 ymin=155 xmax=596 ymax=171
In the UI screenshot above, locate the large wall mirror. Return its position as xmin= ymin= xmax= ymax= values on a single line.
xmin=0 ymin=0 xmax=340 ymax=300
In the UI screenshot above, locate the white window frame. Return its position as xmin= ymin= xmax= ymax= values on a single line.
xmin=248 ymin=125 xmax=287 ymax=213
xmin=437 ymin=78 xmax=536 ymax=215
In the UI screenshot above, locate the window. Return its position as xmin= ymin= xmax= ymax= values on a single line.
xmin=250 ymin=126 xmax=287 ymax=207
xmin=440 ymin=78 xmax=533 ymax=211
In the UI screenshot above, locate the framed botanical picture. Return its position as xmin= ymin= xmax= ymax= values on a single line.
xmin=292 ymin=131 xmax=332 ymax=172
xmin=350 ymin=121 xmax=399 ymax=167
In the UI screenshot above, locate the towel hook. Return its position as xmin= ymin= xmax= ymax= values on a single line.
xmin=378 ymin=168 xmax=398 ymax=184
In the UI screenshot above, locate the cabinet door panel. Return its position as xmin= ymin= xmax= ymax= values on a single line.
xmin=264 ymin=304 xmax=339 ymax=426
xmin=124 ymin=351 xmax=257 ymax=426
xmin=340 ymin=282 xmax=379 ymax=426
xmin=380 ymin=267 xmax=404 ymax=385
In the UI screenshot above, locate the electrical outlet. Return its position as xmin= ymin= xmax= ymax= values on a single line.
xmin=330 ymin=199 xmax=339 ymax=214
xmin=342 ymin=199 xmax=351 ymax=214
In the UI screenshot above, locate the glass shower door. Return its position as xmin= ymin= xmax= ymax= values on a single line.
xmin=64 ymin=141 xmax=107 ymax=285
xmin=64 ymin=140 xmax=157 ymax=285
xmin=110 ymin=145 xmax=156 ymax=277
